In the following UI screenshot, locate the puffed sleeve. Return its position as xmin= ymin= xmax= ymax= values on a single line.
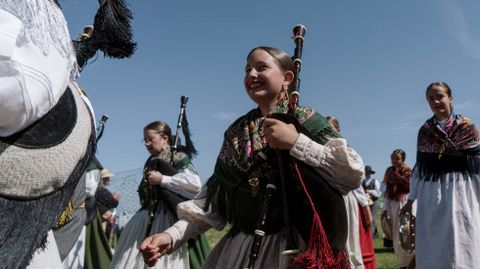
xmin=161 ymin=163 xmax=202 ymax=199
xmin=163 ymin=188 xmax=226 ymax=250
xmin=0 ymin=8 xmax=73 ymax=136
xmin=290 ymin=133 xmax=364 ymax=194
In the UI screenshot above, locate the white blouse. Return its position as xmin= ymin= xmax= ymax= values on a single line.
xmin=164 ymin=134 xmax=365 ymax=249
xmin=0 ymin=5 xmax=76 ymax=136
xmin=161 ymin=163 xmax=202 ymax=200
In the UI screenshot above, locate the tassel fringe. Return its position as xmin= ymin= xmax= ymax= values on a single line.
xmin=181 ymin=111 xmax=198 ymax=158
xmin=290 ymin=161 xmax=350 ymax=269
xmin=75 ymin=0 xmax=136 ymax=68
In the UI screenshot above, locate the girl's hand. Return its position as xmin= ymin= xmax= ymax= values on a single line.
xmin=140 ymin=233 xmax=173 ymax=267
xmin=147 ymin=171 xmax=163 ymax=185
xmin=262 ymin=118 xmax=299 ymax=150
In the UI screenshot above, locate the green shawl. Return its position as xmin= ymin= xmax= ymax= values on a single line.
xmin=137 ymin=145 xmax=191 ymax=208
xmin=204 ymin=101 xmax=338 ymax=235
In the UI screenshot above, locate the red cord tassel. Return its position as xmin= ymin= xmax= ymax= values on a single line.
xmin=290 ymin=161 xmax=350 ymax=269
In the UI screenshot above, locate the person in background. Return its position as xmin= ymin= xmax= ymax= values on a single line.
xmin=363 ymin=165 xmax=381 ymax=238
xmin=111 ymin=121 xmax=208 ymax=269
xmin=383 ymin=149 xmax=413 ymax=269
xmin=98 ymin=169 xmax=121 ymax=250
xmin=326 ymin=116 xmax=376 ymax=269
xmin=401 ymin=82 xmax=480 ymax=268
xmin=96 ymin=169 xmax=120 ymax=231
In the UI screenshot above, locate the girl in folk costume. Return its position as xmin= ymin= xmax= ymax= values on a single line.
xmin=382 ymin=149 xmax=414 ymax=268
xmin=111 ymin=121 xmax=210 ymax=269
xmin=326 ymin=116 xmax=376 ymax=269
xmin=401 ymin=82 xmax=480 ymax=269
xmin=140 ymin=46 xmax=365 ymax=269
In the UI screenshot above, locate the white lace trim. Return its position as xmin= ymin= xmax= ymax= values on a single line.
xmin=0 ymin=0 xmax=79 ymax=79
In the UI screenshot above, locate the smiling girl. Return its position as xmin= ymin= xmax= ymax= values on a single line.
xmin=140 ymin=46 xmax=365 ymax=269
xmin=401 ymin=82 xmax=480 ymax=268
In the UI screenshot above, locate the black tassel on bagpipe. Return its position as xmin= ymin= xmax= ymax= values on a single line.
xmin=74 ymin=0 xmax=136 ymax=68
xmin=92 ymin=0 xmax=136 ymax=58
xmin=180 ymin=110 xmax=198 ymax=158
xmin=172 ymin=96 xmax=198 ymax=159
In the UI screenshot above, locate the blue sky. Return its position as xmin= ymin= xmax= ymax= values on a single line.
xmin=62 ymin=0 xmax=480 ymax=182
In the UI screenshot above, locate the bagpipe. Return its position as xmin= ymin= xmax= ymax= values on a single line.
xmin=143 ymin=96 xmax=196 ymax=237
xmin=95 ymin=114 xmax=109 ymax=143
xmin=246 ymin=25 xmax=349 ymax=269
xmin=84 ymin=114 xmax=110 ymax=224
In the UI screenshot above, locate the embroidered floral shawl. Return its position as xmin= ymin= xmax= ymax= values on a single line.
xmin=204 ymin=100 xmax=338 ymax=234
xmin=384 ymin=165 xmax=411 ymax=201
xmin=416 ymin=114 xmax=480 ymax=179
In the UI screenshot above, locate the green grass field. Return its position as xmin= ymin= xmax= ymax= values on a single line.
xmin=372 ymin=229 xmax=398 ymax=269
xmin=204 ymin=213 xmax=400 ymax=268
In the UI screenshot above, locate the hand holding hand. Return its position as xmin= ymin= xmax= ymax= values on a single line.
xmin=140 ymin=233 xmax=173 ymax=267
xmin=147 ymin=171 xmax=163 ymax=185
xmin=262 ymin=118 xmax=299 ymax=150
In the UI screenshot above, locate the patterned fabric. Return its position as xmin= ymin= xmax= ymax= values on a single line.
xmin=0 ymin=87 xmax=95 ymax=269
xmin=384 ymin=165 xmax=411 ymax=201
xmin=137 ymin=145 xmax=191 ymax=208
xmin=218 ymin=100 xmax=316 ymax=171
xmin=0 ymin=0 xmax=78 ymax=79
xmin=416 ymin=114 xmax=480 ymax=178
xmin=205 ymin=100 xmax=338 ymax=235
xmin=157 ymin=144 xmax=191 ymax=167
xmin=417 ymin=114 xmax=480 ymax=154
